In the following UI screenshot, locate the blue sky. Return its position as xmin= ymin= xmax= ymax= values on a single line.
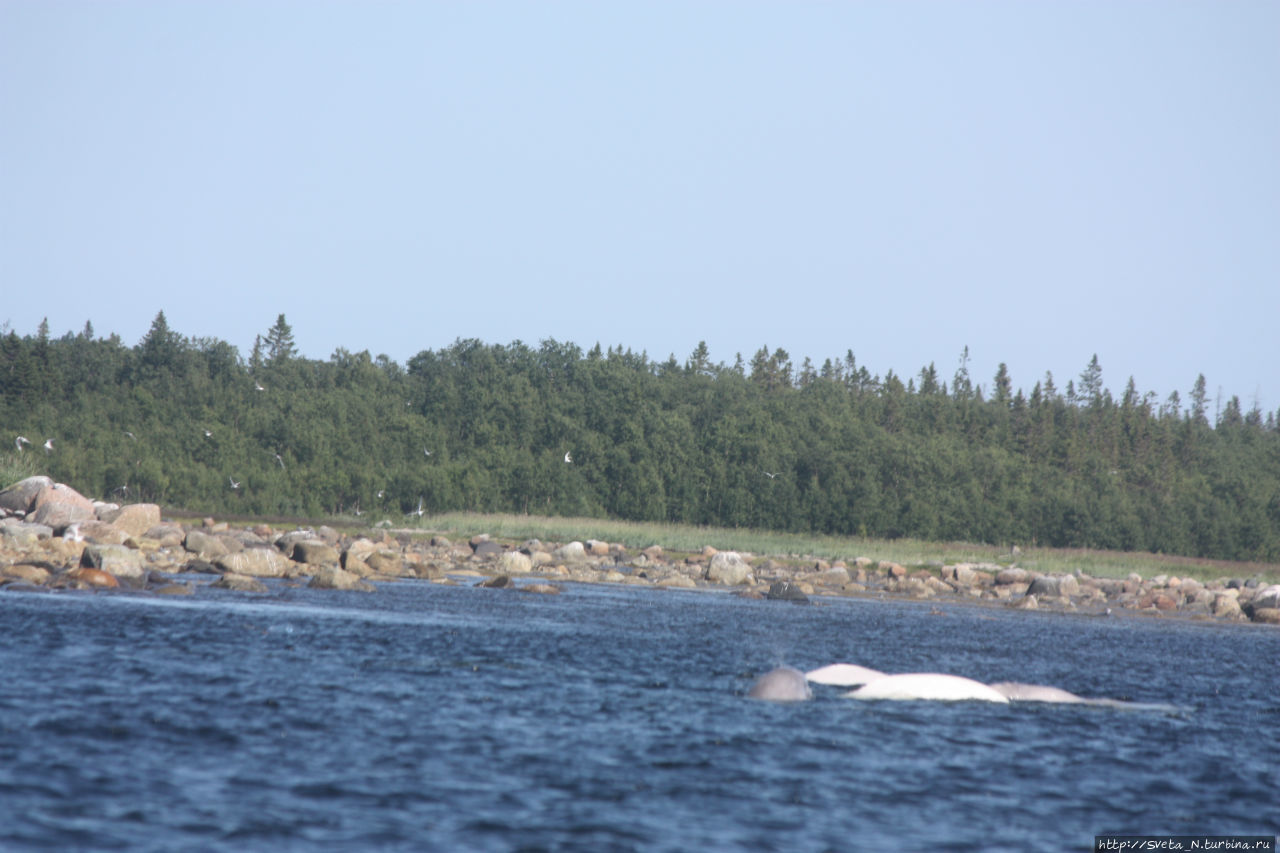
xmin=3 ymin=2 xmax=1277 ymax=415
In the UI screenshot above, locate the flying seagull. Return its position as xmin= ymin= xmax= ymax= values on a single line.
xmin=42 ymin=439 xmax=53 ymax=452
xmin=124 ymin=431 xmax=136 ymax=440
xmin=203 ymin=429 xmax=213 ymax=438
xmin=423 ymin=448 xmax=432 ymax=457
xmin=14 ymin=435 xmax=30 ymax=451
xmin=762 ymin=470 xmax=780 ymax=479
xmin=274 ymin=453 xmax=285 ymax=470
xmin=408 ymin=498 xmax=425 ymax=518
xmin=230 ymin=478 xmax=240 ymax=490
xmin=254 ymin=381 xmax=265 ymax=391
xmin=564 ymin=452 xmax=572 ymax=463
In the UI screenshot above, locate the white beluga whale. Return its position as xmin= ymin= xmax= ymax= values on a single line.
xmin=805 ymin=663 xmax=886 ymax=687
xmin=843 ymin=673 xmax=1011 ymax=704
xmin=747 ymin=667 xmax=813 ymax=702
xmin=988 ymin=682 xmax=1181 ymax=712
xmin=749 ymin=662 xmax=1177 ymax=710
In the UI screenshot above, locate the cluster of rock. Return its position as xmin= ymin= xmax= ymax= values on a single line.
xmin=2 ymin=475 xmax=1278 ymax=625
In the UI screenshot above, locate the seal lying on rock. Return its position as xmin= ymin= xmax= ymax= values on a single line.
xmin=747 ymin=667 xmax=813 ymax=702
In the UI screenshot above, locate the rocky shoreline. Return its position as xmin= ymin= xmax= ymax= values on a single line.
xmin=2 ymin=475 xmax=1279 ymax=626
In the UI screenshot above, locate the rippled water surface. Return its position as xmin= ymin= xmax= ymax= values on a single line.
xmin=2 ymin=578 xmax=1277 ymax=851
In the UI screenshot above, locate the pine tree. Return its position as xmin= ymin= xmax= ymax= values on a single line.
xmin=1079 ymin=354 xmax=1104 ymax=406
xmin=1189 ymin=375 xmax=1209 ymax=424
xmin=993 ymin=363 xmax=1012 ymax=406
xmin=265 ymin=314 xmax=297 ymax=364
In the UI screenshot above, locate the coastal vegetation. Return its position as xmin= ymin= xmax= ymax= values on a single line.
xmin=2 ymin=312 xmax=1278 ymax=563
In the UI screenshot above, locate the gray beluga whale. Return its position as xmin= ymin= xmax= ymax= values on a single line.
xmin=748 ymin=666 xmax=813 ymax=702
xmin=805 ymin=663 xmax=886 ymax=687
xmin=843 ymin=672 xmax=1011 ymax=703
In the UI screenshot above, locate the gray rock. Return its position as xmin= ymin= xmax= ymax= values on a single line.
xmin=1250 ymin=583 xmax=1280 ymax=611
xmin=705 ymin=551 xmax=753 ymax=586
xmin=553 ymin=541 xmax=587 ymax=563
xmin=1027 ymin=574 xmax=1080 ymax=598
xmin=184 ymin=529 xmax=230 ymax=559
xmin=308 ymin=566 xmax=375 ymax=592
xmin=214 ymin=548 xmax=290 ymax=578
xmin=291 ymin=540 xmax=340 ymax=565
xmin=1 ymin=522 xmax=52 ymax=547
xmin=98 ymin=503 xmax=161 ymax=537
xmin=473 ymin=540 xmax=504 ymax=557
xmin=80 ymin=543 xmax=146 ymax=580
xmin=366 ymin=550 xmax=404 ymax=575
xmin=212 ymin=573 xmax=269 ymax=593
xmin=498 ymin=551 xmax=533 ymax=574
xmin=29 ymin=483 xmax=96 ymax=530
xmin=0 ymin=476 xmax=53 ymax=514
xmin=766 ymin=581 xmax=810 ymax=604
xmin=995 ymin=567 xmax=1029 ymax=585
xmin=813 ymin=567 xmax=851 ymax=587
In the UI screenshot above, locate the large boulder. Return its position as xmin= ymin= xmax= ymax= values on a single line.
xmin=214 ymin=548 xmax=290 ymax=578
xmin=29 ymin=484 xmax=96 ymax=530
xmin=498 ymin=551 xmax=533 ymax=574
xmin=1026 ymin=574 xmax=1080 ymax=598
xmin=1249 ymin=584 xmax=1280 ymax=611
xmin=366 ymin=550 xmax=404 ymax=575
xmin=308 ymin=566 xmax=374 ymax=592
xmin=100 ymin=504 xmax=161 ymax=538
xmin=185 ymin=529 xmax=230 ymax=559
xmin=705 ymin=551 xmax=753 ymax=586
xmin=0 ymin=476 xmax=53 ymax=514
xmin=290 ymin=540 xmax=340 ymax=566
xmin=80 ymin=543 xmax=146 ymax=580
xmin=75 ymin=520 xmax=132 ymax=546
xmin=553 ymin=541 xmax=588 ymax=563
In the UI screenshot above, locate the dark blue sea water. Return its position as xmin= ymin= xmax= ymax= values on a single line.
xmin=1 ymin=578 xmax=1277 ymax=852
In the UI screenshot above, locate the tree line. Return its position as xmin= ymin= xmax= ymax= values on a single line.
xmin=2 ymin=312 xmax=1278 ymax=562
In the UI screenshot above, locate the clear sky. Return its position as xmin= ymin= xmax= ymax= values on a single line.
xmin=3 ymin=2 xmax=1277 ymax=415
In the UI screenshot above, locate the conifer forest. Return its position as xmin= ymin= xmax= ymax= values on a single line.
xmin=3 ymin=313 xmax=1278 ymax=562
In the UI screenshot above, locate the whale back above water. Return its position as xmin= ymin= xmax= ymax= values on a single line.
xmin=989 ymin=682 xmax=1089 ymax=704
xmin=748 ymin=667 xmax=813 ymax=702
xmin=805 ymin=663 xmax=886 ymax=687
xmin=843 ymin=673 xmax=1011 ymax=703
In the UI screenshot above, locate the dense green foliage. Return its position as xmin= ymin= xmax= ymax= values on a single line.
xmin=3 ymin=313 xmax=1279 ymax=561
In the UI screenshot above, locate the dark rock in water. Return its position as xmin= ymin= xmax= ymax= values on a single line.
xmin=182 ymin=559 xmax=218 ymax=574
xmin=767 ymin=581 xmax=810 ymax=604
xmin=481 ymin=575 xmax=513 ymax=588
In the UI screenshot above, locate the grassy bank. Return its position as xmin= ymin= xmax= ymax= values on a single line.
xmin=402 ymin=511 xmax=1280 ymax=584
